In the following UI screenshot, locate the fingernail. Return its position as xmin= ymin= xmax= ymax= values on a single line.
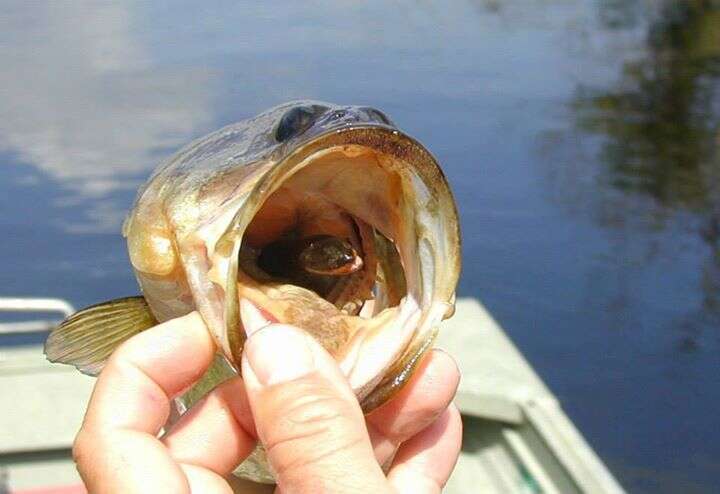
xmin=240 ymin=301 xmax=315 ymax=386
xmin=244 ymin=326 xmax=316 ymax=386
xmin=240 ymin=298 xmax=271 ymax=336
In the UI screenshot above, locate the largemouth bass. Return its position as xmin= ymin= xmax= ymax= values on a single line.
xmin=45 ymin=101 xmax=461 ymax=482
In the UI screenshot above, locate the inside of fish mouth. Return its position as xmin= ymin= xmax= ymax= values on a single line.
xmin=237 ymin=146 xmax=408 ymax=316
xmin=257 ymin=234 xmax=359 ymax=278
xmin=238 ymin=215 xmax=403 ymax=315
xmin=242 ymin=227 xmax=361 ymax=300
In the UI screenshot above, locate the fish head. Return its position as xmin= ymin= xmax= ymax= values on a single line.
xmin=123 ymin=101 xmax=461 ymax=410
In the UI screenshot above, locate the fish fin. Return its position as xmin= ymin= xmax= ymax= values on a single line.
xmin=44 ymin=296 xmax=157 ymax=376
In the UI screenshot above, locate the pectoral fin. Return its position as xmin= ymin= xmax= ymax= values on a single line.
xmin=44 ymin=296 xmax=157 ymax=376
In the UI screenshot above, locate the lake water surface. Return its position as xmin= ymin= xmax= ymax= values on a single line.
xmin=1 ymin=1 xmax=719 ymax=491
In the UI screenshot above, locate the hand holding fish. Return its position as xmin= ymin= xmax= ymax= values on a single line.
xmin=48 ymin=101 xmax=463 ymax=486
xmin=72 ymin=301 xmax=462 ymax=493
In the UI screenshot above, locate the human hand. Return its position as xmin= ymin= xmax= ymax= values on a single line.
xmin=73 ymin=301 xmax=462 ymax=493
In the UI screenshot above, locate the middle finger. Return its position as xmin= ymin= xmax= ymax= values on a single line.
xmin=365 ymin=349 xmax=460 ymax=464
xmin=163 ymin=375 xmax=257 ymax=476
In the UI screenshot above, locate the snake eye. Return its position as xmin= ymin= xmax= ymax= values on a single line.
xmin=276 ymin=105 xmax=324 ymax=142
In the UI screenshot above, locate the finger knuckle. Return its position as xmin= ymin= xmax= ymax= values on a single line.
xmin=267 ymin=390 xmax=356 ymax=447
xmin=262 ymin=386 xmax=366 ymax=476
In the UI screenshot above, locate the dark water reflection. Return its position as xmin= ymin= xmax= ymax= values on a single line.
xmin=1 ymin=1 xmax=719 ymax=491
xmin=572 ymin=0 xmax=720 ymax=340
xmin=576 ymin=1 xmax=720 ymax=213
xmin=541 ymin=2 xmax=720 ymax=490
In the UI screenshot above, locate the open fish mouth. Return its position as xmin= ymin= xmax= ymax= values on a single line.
xmin=204 ymin=123 xmax=461 ymax=409
xmin=46 ymin=101 xmax=461 ymax=413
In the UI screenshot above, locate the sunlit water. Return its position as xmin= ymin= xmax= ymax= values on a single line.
xmin=1 ymin=1 xmax=719 ymax=491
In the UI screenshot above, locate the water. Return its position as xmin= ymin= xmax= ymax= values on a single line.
xmin=1 ymin=1 xmax=719 ymax=491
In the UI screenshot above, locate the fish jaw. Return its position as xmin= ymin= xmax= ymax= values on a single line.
xmin=205 ymin=127 xmax=459 ymax=403
xmin=127 ymin=120 xmax=460 ymax=409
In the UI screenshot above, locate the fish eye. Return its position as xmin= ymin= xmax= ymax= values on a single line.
xmin=275 ymin=105 xmax=324 ymax=142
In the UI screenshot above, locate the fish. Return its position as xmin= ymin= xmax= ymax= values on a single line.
xmin=44 ymin=101 xmax=461 ymax=482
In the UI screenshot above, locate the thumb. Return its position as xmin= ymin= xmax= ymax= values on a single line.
xmin=240 ymin=300 xmax=390 ymax=493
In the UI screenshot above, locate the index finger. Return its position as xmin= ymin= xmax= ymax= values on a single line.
xmin=74 ymin=312 xmax=216 ymax=492
xmin=81 ymin=311 xmax=216 ymax=434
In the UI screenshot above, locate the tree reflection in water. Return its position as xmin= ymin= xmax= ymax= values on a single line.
xmin=577 ymin=1 xmax=719 ymax=210
xmin=558 ymin=1 xmax=720 ymax=345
